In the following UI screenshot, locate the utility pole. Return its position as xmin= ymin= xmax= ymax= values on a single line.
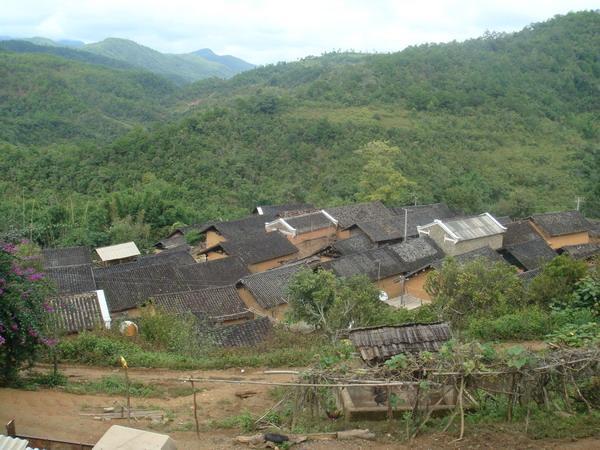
xmin=403 ymin=208 xmax=408 ymax=241
xmin=576 ymin=196 xmax=583 ymax=211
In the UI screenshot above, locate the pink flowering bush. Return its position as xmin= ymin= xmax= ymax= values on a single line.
xmin=0 ymin=242 xmax=54 ymax=385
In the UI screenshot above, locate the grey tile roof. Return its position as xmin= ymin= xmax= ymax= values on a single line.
xmin=503 ymin=220 xmax=544 ymax=247
xmin=95 ymin=263 xmax=193 ymax=312
xmin=354 ymin=217 xmax=405 ymax=243
xmin=200 ymin=215 xmax=276 ymax=240
xmin=50 ymin=291 xmax=107 ymax=334
xmin=238 ymin=263 xmax=309 ymax=309
xmin=155 ymin=233 xmax=188 ymax=250
xmin=349 ymin=322 xmax=452 ymax=362
xmin=390 ymin=203 xmax=458 ymax=237
xmin=150 ymin=285 xmax=252 ymax=322
xmin=325 ymin=201 xmax=393 ymax=229
xmin=210 ymin=317 xmax=273 ymax=347
xmin=175 ymin=257 xmax=250 ymax=288
xmin=95 ymin=250 xmax=195 ymax=276
xmin=505 ymin=239 xmax=557 ymax=271
xmin=42 ymin=246 xmax=91 ymax=268
xmin=434 ymin=213 xmax=506 ymax=241
xmin=46 ymin=264 xmax=96 ymax=295
xmin=216 ymin=232 xmax=299 ymax=265
xmin=559 ymin=243 xmax=600 ymax=260
xmin=432 ymin=246 xmax=506 ymax=269
xmin=283 ymin=211 xmax=336 ymax=234
xmin=518 ymin=268 xmax=542 ymax=285
xmin=530 ymin=210 xmax=591 ymax=237
xmin=321 ymin=246 xmax=403 ymax=281
xmin=332 ymin=234 xmax=377 ymax=256
xmin=388 ymin=237 xmax=445 ymax=274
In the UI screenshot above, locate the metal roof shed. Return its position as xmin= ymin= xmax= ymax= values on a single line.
xmin=95 ymin=242 xmax=140 ymax=262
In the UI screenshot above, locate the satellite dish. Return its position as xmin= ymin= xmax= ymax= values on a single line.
xmin=378 ymin=290 xmax=389 ymax=302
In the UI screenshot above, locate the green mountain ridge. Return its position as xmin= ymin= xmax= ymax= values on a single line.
xmin=0 ymin=36 xmax=255 ymax=84
xmin=0 ymin=11 xmax=597 ymax=248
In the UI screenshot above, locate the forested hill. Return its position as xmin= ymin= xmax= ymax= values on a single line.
xmin=0 ymin=11 xmax=598 ymax=249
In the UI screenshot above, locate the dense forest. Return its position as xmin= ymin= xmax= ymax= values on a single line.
xmin=0 ymin=11 xmax=598 ymax=250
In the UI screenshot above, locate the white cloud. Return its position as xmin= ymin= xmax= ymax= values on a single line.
xmin=1 ymin=0 xmax=596 ymax=64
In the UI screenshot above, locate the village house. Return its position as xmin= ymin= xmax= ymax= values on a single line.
xmin=529 ymin=210 xmax=591 ymax=249
xmin=324 ymin=201 xmax=394 ymax=239
xmin=42 ymin=245 xmax=92 ymax=268
xmin=558 ymin=243 xmax=600 ymax=261
xmin=95 ymin=241 xmax=141 ymax=266
xmin=265 ymin=210 xmax=338 ymax=255
xmin=503 ymin=239 xmax=556 ymax=271
xmin=236 ymin=263 xmax=310 ymax=319
xmin=209 ymin=316 xmax=274 ymax=347
xmin=433 ymin=246 xmax=508 ymax=270
xmin=176 ymin=256 xmax=250 ymax=287
xmin=50 ymin=290 xmax=112 ymax=334
xmin=386 ymin=237 xmax=445 ymax=304
xmin=146 ymin=285 xmax=254 ymax=325
xmin=94 ymin=263 xmax=194 ymax=317
xmin=389 ymin=203 xmax=459 ymax=239
xmin=320 ymin=246 xmax=406 ymax=298
xmin=198 ymin=215 xmax=277 ymax=247
xmin=417 ymin=213 xmax=506 ymax=256
xmin=197 ymin=231 xmax=299 ymax=272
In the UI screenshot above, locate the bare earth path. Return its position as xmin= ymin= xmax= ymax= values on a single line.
xmin=0 ymin=364 xmax=598 ymax=449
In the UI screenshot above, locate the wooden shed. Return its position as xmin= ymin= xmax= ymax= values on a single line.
xmin=349 ymin=322 xmax=452 ymax=364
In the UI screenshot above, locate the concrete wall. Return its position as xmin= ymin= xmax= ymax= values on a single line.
xmin=426 ymin=224 xmax=504 ymax=256
xmin=529 ymin=221 xmax=590 ymax=250
xmin=289 ymin=226 xmax=337 ymax=245
xmin=237 ymin=286 xmax=288 ymax=320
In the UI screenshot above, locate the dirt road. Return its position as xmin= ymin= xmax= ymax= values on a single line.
xmin=1 ymin=364 xmax=598 ymax=449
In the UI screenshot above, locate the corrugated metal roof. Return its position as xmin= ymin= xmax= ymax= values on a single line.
xmin=420 ymin=213 xmax=505 ymax=242
xmin=95 ymin=242 xmax=140 ymax=261
xmin=0 ymin=435 xmax=29 ymax=450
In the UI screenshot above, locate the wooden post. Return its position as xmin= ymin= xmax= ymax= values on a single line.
xmin=191 ymin=380 xmax=200 ymax=437
xmin=6 ymin=419 xmax=16 ymax=436
xmin=386 ymin=386 xmax=393 ymax=422
xmin=125 ymin=366 xmax=131 ymax=424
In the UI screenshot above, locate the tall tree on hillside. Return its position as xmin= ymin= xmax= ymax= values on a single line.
xmin=355 ymin=141 xmax=417 ymax=205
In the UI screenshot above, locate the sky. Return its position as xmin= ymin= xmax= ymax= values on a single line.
xmin=1 ymin=0 xmax=597 ymax=64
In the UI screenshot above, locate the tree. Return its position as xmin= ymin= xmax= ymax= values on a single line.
xmin=287 ymin=269 xmax=385 ymax=337
xmin=355 ymin=141 xmax=417 ymax=205
xmin=0 ymin=242 xmax=55 ymax=385
xmin=527 ymin=255 xmax=588 ymax=308
xmin=426 ymin=258 xmax=524 ymax=328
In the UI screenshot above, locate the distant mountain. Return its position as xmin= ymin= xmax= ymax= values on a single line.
xmin=0 ymin=40 xmax=135 ymax=70
xmin=58 ymin=39 xmax=85 ymax=48
xmin=82 ymin=38 xmax=247 ymax=83
xmin=193 ymin=48 xmax=254 ymax=72
xmin=0 ymin=36 xmax=253 ymax=84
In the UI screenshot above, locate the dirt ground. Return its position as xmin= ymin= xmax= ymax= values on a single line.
xmin=0 ymin=364 xmax=598 ymax=449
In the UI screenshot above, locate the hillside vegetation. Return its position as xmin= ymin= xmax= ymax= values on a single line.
xmin=0 ymin=11 xmax=598 ymax=248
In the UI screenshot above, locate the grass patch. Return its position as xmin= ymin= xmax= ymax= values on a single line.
xmin=63 ymin=375 xmax=195 ymax=398
xmin=53 ymin=327 xmax=336 ymax=370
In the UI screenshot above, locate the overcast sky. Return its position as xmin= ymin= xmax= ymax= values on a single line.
xmin=1 ymin=1 xmax=597 ymax=64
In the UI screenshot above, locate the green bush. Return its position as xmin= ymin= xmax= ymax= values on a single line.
xmin=466 ymin=307 xmax=552 ymax=340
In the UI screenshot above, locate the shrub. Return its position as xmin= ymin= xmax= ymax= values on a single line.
xmin=426 ymin=258 xmax=524 ymax=328
xmin=138 ymin=309 xmax=206 ymax=356
xmin=527 ymin=255 xmax=587 ymax=308
xmin=0 ymin=242 xmax=56 ymax=385
xmin=466 ymin=307 xmax=552 ymax=341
